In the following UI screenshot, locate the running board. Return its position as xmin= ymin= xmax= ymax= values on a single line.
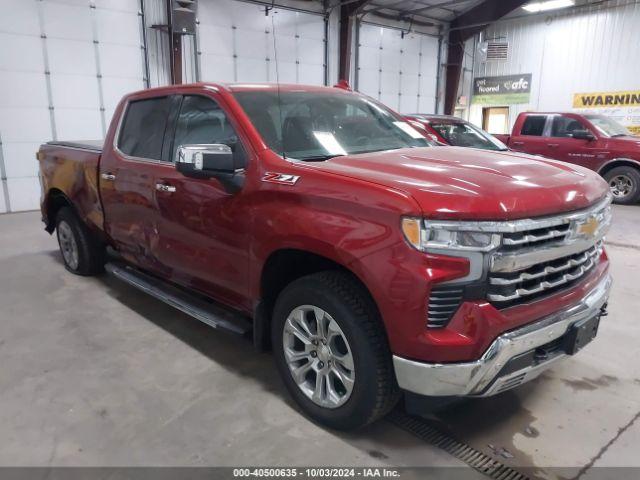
xmin=105 ymin=263 xmax=252 ymax=336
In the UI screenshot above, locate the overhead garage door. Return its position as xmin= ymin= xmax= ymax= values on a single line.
xmin=197 ymin=0 xmax=326 ymax=85
xmin=0 ymin=0 xmax=145 ymax=213
xmin=357 ymin=23 xmax=439 ymax=114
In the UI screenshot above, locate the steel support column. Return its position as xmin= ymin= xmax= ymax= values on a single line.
xmin=443 ymin=0 xmax=529 ymax=115
xmin=338 ymin=0 xmax=371 ymax=83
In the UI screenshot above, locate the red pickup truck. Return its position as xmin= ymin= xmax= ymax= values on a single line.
xmin=38 ymin=83 xmax=612 ymax=430
xmin=495 ymin=112 xmax=640 ymax=204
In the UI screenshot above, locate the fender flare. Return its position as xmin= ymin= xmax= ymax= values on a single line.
xmin=597 ymin=157 xmax=640 ymax=176
xmin=42 ymin=188 xmax=76 ymax=233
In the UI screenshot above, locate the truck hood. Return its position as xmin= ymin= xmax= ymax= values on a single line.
xmin=306 ymin=147 xmax=608 ymax=220
xmin=606 ymin=135 xmax=640 ymax=150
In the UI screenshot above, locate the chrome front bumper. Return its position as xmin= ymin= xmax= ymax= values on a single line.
xmin=393 ymin=273 xmax=612 ymax=398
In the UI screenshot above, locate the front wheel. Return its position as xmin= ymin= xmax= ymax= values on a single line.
xmin=604 ymin=166 xmax=640 ymax=204
xmin=272 ymin=271 xmax=399 ymax=430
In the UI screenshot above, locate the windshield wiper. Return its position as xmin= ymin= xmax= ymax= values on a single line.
xmin=611 ymin=134 xmax=628 ymax=137
xmin=300 ymin=154 xmax=345 ymax=162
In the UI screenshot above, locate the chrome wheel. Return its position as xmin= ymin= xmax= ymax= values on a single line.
xmin=609 ymin=174 xmax=634 ymax=199
xmin=282 ymin=305 xmax=355 ymax=409
xmin=57 ymin=221 xmax=79 ymax=270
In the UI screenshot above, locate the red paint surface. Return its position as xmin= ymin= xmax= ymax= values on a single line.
xmin=38 ymin=83 xmax=610 ymax=363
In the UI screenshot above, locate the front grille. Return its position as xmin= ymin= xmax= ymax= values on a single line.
xmin=425 ymin=195 xmax=611 ymax=327
xmin=501 ymin=223 xmax=571 ymax=251
xmin=488 ymin=242 xmax=602 ymax=308
xmin=427 ymin=285 xmax=464 ymax=328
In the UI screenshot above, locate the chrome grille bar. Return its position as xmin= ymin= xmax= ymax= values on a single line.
xmin=502 ymin=225 xmax=570 ymax=246
xmin=490 ymin=245 xmax=599 ymax=286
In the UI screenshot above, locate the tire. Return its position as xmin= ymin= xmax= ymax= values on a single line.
xmin=55 ymin=207 xmax=105 ymax=275
xmin=272 ymin=271 xmax=399 ymax=430
xmin=604 ymin=166 xmax=640 ymax=205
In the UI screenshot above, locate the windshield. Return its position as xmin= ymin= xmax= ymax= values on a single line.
xmin=584 ymin=115 xmax=631 ymax=137
xmin=428 ymin=120 xmax=508 ymax=151
xmin=233 ymin=90 xmax=431 ymax=160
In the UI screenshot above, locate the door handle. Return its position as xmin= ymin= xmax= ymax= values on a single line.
xmin=156 ymin=183 xmax=176 ymax=193
xmin=101 ymin=173 xmax=116 ymax=181
xmin=512 ymin=141 xmax=524 ymax=146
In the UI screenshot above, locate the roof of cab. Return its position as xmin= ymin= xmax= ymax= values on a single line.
xmin=126 ymin=82 xmax=354 ymax=98
xmin=407 ymin=114 xmax=469 ymax=122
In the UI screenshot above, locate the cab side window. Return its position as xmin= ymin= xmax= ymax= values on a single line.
xmin=520 ymin=115 xmax=547 ymax=136
xmin=117 ymin=97 xmax=172 ymax=160
xmin=551 ymin=116 xmax=585 ymax=138
xmin=172 ymin=95 xmax=242 ymax=164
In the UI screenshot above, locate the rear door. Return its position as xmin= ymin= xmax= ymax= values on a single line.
xmin=100 ymin=95 xmax=178 ymax=270
xmin=152 ymin=93 xmax=252 ymax=309
xmin=509 ymin=114 xmax=550 ymax=156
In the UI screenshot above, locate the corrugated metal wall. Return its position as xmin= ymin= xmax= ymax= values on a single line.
xmin=467 ymin=0 xmax=640 ymax=129
xmin=0 ymin=0 xmax=146 ymax=213
xmin=197 ymin=0 xmax=327 ymax=85
xmin=356 ymin=23 xmax=440 ymax=114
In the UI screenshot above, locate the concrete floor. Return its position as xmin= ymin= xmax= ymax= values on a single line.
xmin=0 ymin=207 xmax=639 ymax=477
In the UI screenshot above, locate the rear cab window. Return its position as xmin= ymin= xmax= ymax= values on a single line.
xmin=117 ymin=96 xmax=172 ymax=160
xmin=520 ymin=115 xmax=547 ymax=136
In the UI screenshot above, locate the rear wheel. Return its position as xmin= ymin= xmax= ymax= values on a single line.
xmin=604 ymin=166 xmax=640 ymax=204
xmin=272 ymin=271 xmax=399 ymax=430
xmin=55 ymin=207 xmax=105 ymax=275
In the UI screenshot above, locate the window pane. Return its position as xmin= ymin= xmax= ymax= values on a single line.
xmin=551 ymin=116 xmax=585 ymax=138
xmin=521 ymin=116 xmax=546 ymax=136
xmin=233 ymin=91 xmax=430 ymax=161
xmin=118 ymin=97 xmax=172 ymax=160
xmin=173 ymin=95 xmax=238 ymax=163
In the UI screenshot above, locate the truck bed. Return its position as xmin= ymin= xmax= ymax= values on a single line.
xmin=38 ymin=140 xmax=104 ymax=234
xmin=46 ymin=140 xmax=103 ymax=152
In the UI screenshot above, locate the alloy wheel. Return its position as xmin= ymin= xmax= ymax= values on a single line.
xmin=282 ymin=305 xmax=355 ymax=409
xmin=609 ymin=174 xmax=634 ymax=199
xmin=57 ymin=221 xmax=79 ymax=270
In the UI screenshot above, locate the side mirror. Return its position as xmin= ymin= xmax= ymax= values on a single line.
xmin=570 ymin=130 xmax=595 ymax=141
xmin=175 ymin=144 xmax=238 ymax=178
xmin=175 ymin=144 xmax=245 ymax=193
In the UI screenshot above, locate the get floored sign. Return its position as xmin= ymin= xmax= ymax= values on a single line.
xmin=472 ymin=74 xmax=532 ymax=105
xmin=573 ymin=89 xmax=640 ymax=135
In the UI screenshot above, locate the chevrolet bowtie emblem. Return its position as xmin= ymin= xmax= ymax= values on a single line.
xmin=578 ymin=217 xmax=600 ymax=237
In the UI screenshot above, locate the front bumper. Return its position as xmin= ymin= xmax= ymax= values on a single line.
xmin=393 ymin=273 xmax=611 ymax=397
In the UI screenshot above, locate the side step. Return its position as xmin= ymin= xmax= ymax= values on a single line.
xmin=105 ymin=263 xmax=252 ymax=336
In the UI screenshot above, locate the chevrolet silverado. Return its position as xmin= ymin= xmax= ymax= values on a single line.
xmin=38 ymin=83 xmax=612 ymax=430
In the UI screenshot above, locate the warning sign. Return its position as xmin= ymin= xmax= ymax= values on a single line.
xmin=573 ymin=90 xmax=640 ymax=108
xmin=572 ymin=89 xmax=640 ymax=136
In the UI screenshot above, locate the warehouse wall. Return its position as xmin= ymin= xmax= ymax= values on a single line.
xmin=0 ymin=0 xmax=146 ymax=213
xmin=466 ymin=0 xmax=640 ymax=131
xmin=356 ymin=23 xmax=441 ymax=114
xmin=196 ymin=0 xmax=327 ymax=86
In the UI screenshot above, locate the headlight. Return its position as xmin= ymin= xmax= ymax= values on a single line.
xmin=401 ymin=217 xmax=502 ymax=252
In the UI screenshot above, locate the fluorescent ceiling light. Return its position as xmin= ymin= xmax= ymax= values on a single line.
xmin=523 ymin=0 xmax=574 ymax=13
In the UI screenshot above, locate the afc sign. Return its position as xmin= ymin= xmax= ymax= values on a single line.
xmin=472 ymin=74 xmax=532 ymax=105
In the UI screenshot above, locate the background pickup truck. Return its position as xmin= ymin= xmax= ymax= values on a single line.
xmin=495 ymin=112 xmax=640 ymax=204
xmin=38 ymin=83 xmax=612 ymax=430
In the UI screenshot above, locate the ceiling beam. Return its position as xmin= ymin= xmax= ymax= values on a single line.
xmin=443 ymin=0 xmax=530 ymax=115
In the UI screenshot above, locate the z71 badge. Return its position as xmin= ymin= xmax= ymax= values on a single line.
xmin=262 ymin=172 xmax=300 ymax=185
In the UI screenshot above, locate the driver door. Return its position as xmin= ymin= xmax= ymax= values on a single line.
xmin=546 ymin=115 xmax=604 ymax=168
xmin=152 ymin=94 xmax=251 ymax=309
